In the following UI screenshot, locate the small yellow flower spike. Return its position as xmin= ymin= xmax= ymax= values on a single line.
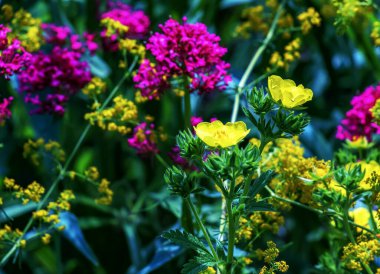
xmin=194 ymin=120 xmax=250 ymax=148
xmin=268 ymin=75 xmax=313 ymax=108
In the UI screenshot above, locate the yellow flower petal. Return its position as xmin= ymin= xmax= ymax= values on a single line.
xmin=194 ymin=120 xmax=250 ymax=148
xmin=268 ymin=75 xmax=313 ymax=108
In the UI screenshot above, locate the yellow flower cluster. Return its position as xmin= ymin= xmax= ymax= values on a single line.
xmin=119 ymin=38 xmax=146 ymax=58
xmin=84 ymin=166 xmax=100 ymax=181
xmin=235 ymin=1 xmax=294 ymax=39
xmin=371 ymin=21 xmax=380 ymax=47
xmin=255 ymin=137 xmax=332 ymax=209
xmin=297 ymin=7 xmax=321 ymax=34
xmin=3 ymin=6 xmax=44 ymax=52
xmin=41 ymin=233 xmax=51 ymax=245
xmin=82 ymin=77 xmax=107 ymax=98
xmin=257 ymin=241 xmax=289 ymax=273
xmin=236 ymin=211 xmax=285 ymax=243
xmin=371 ymin=99 xmax=380 ymax=125
xmin=4 ymin=177 xmax=45 ymax=204
xmin=345 ymin=161 xmax=380 ymax=190
xmin=269 ymin=38 xmax=301 ymax=71
xmin=235 ymin=6 xmax=268 ymax=38
xmin=23 ymin=138 xmax=66 ymax=166
xmin=331 ymin=0 xmax=369 ymax=32
xmin=76 ymin=166 xmax=113 ymax=205
xmin=101 ymin=18 xmax=129 ymax=37
xmin=85 ymin=95 xmax=138 ymax=135
xmin=0 ymin=225 xmax=26 ymax=248
xmin=341 ymin=235 xmax=380 ymax=271
xmin=32 ymin=190 xmax=75 ymax=226
xmin=95 ymin=179 xmax=113 ymax=205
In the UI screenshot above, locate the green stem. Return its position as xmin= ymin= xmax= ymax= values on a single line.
xmin=155 ymin=154 xmax=170 ymax=169
xmin=342 ymin=197 xmax=374 ymax=274
xmin=184 ymin=89 xmax=191 ymax=129
xmin=226 ymin=198 xmax=235 ymax=274
xmin=264 ymin=186 xmax=377 ymax=236
xmin=230 ymin=0 xmax=285 ymax=122
xmin=0 ymin=58 xmax=138 ymax=267
xmin=185 ymin=197 xmax=219 ymax=260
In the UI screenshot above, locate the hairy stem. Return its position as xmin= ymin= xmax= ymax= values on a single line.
xmin=185 ymin=197 xmax=219 ymax=261
xmin=230 ymin=0 xmax=285 ymax=122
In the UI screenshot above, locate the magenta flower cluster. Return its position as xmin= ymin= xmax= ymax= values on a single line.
xmin=336 ymin=84 xmax=380 ymax=140
xmin=133 ymin=17 xmax=231 ymax=100
xmin=0 ymin=96 xmax=13 ymax=124
xmin=17 ymin=23 xmax=96 ymax=115
xmin=42 ymin=23 xmax=98 ymax=55
xmin=100 ymin=3 xmax=150 ymax=51
xmin=127 ymin=122 xmax=159 ymax=155
xmin=0 ymin=25 xmax=31 ymax=79
xmin=18 ymin=46 xmax=91 ymax=115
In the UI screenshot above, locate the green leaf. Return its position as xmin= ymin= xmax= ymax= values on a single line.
xmin=162 ymin=230 xmax=210 ymax=256
xmin=249 ymin=170 xmax=276 ymax=197
xmin=245 ymin=200 xmax=276 ymax=212
xmin=181 ymin=256 xmax=216 ymax=274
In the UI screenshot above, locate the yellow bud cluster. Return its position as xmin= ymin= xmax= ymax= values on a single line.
xmin=95 ymin=178 xmax=113 ymax=205
xmin=297 ymin=7 xmax=321 ymax=34
xmin=371 ymin=21 xmax=380 ymax=47
xmin=236 ymin=211 xmax=285 ymax=244
xmin=235 ymin=6 xmax=268 ymax=38
xmin=135 ymin=91 xmax=149 ymax=104
xmin=255 ymin=137 xmax=333 ymax=209
xmin=23 ymin=138 xmax=66 ymax=166
xmin=0 ymin=225 xmax=26 ymax=248
xmin=84 ymin=166 xmax=100 ymax=181
xmin=6 ymin=8 xmax=44 ymax=52
xmin=370 ymin=98 xmax=380 ymax=124
xmin=41 ymin=233 xmax=51 ymax=245
xmin=341 ymin=236 xmax=380 ymax=271
xmin=257 ymin=241 xmax=289 ymax=273
xmin=1 ymin=5 xmax=13 ymax=21
xmin=85 ymin=95 xmax=138 ymax=135
xmin=82 ymin=77 xmax=107 ymax=98
xmin=101 ymin=18 xmax=129 ymax=37
xmin=3 ymin=177 xmax=45 ymax=204
xmin=119 ymin=38 xmax=146 ymax=58
xmin=269 ymin=38 xmax=301 ymax=71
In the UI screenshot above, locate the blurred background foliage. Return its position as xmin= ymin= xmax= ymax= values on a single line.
xmin=0 ymin=0 xmax=379 ymax=273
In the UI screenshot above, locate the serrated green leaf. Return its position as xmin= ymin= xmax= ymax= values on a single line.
xmin=162 ymin=230 xmax=210 ymax=255
xmin=249 ymin=170 xmax=276 ymax=197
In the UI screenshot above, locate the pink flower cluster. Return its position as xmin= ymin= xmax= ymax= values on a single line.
xmin=0 ymin=25 xmax=31 ymax=79
xmin=336 ymin=84 xmax=380 ymax=140
xmin=18 ymin=46 xmax=91 ymax=115
xmin=100 ymin=3 xmax=150 ymax=51
xmin=128 ymin=122 xmax=159 ymax=155
xmin=133 ymin=17 xmax=231 ymax=100
xmin=0 ymin=96 xmax=13 ymax=124
xmin=42 ymin=23 xmax=98 ymax=55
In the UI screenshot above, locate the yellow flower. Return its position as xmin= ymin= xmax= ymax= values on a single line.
xmin=268 ymin=75 xmax=313 ymax=108
xmin=194 ymin=120 xmax=250 ymax=148
xmin=346 ymin=136 xmax=374 ymax=149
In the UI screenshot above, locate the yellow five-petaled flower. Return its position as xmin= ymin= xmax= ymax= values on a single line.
xmin=194 ymin=120 xmax=250 ymax=148
xmin=268 ymin=75 xmax=313 ymax=108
